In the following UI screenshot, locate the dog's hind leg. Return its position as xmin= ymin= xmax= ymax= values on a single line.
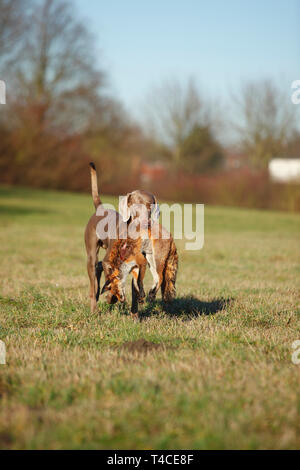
xmin=85 ymin=225 xmax=99 ymax=313
xmin=87 ymin=254 xmax=97 ymax=312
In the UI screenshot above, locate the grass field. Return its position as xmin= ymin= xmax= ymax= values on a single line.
xmin=0 ymin=185 xmax=299 ymax=450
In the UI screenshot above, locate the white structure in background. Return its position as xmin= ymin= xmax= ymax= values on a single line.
xmin=269 ymin=159 xmax=300 ymax=183
xmin=0 ymin=340 xmax=5 ymax=365
xmin=0 ymin=80 xmax=6 ymax=104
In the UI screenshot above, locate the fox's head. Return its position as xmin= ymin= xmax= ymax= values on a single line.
xmin=101 ymin=239 xmax=141 ymax=303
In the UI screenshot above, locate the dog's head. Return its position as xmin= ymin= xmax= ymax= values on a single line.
xmin=119 ymin=190 xmax=160 ymax=227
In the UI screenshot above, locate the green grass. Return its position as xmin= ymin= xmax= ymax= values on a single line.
xmin=0 ymin=185 xmax=299 ymax=450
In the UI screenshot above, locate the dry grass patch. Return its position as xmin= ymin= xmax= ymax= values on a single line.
xmin=0 ymin=186 xmax=299 ymax=449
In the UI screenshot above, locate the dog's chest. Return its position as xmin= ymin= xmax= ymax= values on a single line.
xmin=141 ymin=238 xmax=153 ymax=255
xmin=120 ymin=260 xmax=136 ymax=279
xmin=141 ymin=238 xmax=159 ymax=285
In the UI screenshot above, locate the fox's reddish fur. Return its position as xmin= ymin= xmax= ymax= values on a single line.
xmin=108 ymin=237 xmax=141 ymax=268
xmin=107 ymin=226 xmax=178 ymax=312
xmin=161 ymin=238 xmax=178 ymax=302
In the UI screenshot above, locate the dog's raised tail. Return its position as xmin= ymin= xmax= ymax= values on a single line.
xmin=89 ymin=162 xmax=101 ymax=209
xmin=162 ymin=238 xmax=178 ymax=302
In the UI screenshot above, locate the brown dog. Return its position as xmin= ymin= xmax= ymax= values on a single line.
xmin=84 ymin=163 xmax=159 ymax=312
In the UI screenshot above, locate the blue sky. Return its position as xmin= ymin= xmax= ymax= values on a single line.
xmin=74 ymin=0 xmax=299 ymax=113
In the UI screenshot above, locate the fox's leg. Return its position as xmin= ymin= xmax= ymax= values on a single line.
xmin=131 ymin=268 xmax=140 ymax=320
xmin=137 ymin=261 xmax=146 ymax=304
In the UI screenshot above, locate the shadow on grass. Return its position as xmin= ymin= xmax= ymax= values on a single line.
xmin=141 ymin=295 xmax=233 ymax=320
xmin=0 ymin=204 xmax=52 ymax=217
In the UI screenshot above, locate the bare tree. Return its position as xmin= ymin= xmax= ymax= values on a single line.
xmin=0 ymin=0 xmax=142 ymax=188
xmin=234 ymin=79 xmax=298 ymax=168
xmin=0 ymin=0 xmax=30 ymax=67
xmin=6 ymin=0 xmax=107 ymax=135
xmin=143 ymin=78 xmax=221 ymax=170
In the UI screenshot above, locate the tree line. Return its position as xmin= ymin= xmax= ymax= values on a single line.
xmin=0 ymin=0 xmax=299 ymax=196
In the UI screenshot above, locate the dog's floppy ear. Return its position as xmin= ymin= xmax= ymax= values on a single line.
xmin=119 ymin=194 xmax=131 ymax=222
xmin=101 ymin=279 xmax=111 ymax=295
xmin=151 ymin=197 xmax=160 ymax=222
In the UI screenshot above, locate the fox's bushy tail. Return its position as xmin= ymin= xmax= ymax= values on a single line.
xmin=89 ymin=162 xmax=101 ymax=209
xmin=162 ymin=239 xmax=178 ymax=302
